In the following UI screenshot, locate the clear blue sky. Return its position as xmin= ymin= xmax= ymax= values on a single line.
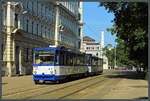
xmin=83 ymin=2 xmax=116 ymax=47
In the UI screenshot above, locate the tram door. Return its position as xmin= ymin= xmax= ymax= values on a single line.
xmin=15 ymin=46 xmax=20 ymax=74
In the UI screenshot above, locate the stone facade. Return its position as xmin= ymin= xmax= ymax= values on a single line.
xmin=82 ymin=36 xmax=101 ymax=57
xmin=82 ymin=36 xmax=109 ymax=69
xmin=1 ymin=1 xmax=83 ymax=76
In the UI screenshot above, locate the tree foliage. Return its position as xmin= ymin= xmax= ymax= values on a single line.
xmin=103 ymin=40 xmax=136 ymax=68
xmin=100 ymin=2 xmax=148 ymax=70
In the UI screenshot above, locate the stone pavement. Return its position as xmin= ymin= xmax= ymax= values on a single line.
xmin=80 ymin=71 xmax=148 ymax=99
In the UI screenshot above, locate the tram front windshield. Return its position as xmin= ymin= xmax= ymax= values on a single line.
xmin=34 ymin=50 xmax=55 ymax=65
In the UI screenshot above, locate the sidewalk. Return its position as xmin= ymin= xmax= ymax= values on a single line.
xmin=2 ymin=75 xmax=34 ymax=91
xmin=101 ymin=78 xmax=148 ymax=99
xmin=81 ymin=71 xmax=148 ymax=99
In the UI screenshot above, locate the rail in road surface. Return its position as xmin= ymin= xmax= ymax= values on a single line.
xmin=3 ymin=70 xmax=145 ymax=99
xmin=2 ymin=71 xmax=116 ymax=99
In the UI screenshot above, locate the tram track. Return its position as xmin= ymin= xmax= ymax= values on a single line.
xmin=24 ymin=75 xmax=107 ymax=99
xmin=3 ymin=71 xmax=115 ymax=99
xmin=58 ymin=78 xmax=107 ymax=99
xmin=3 ymin=74 xmax=105 ymax=98
xmin=25 ymin=76 xmax=111 ymax=99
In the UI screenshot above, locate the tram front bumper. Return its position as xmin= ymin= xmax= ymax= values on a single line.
xmin=33 ymin=74 xmax=60 ymax=81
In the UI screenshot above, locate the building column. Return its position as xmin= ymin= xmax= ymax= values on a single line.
xmin=6 ymin=2 xmax=15 ymax=77
xmin=79 ymin=2 xmax=83 ymax=52
xmin=19 ymin=46 xmax=23 ymax=75
xmin=54 ymin=5 xmax=60 ymax=47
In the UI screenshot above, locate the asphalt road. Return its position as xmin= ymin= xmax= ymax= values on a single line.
xmin=2 ymin=70 xmax=148 ymax=99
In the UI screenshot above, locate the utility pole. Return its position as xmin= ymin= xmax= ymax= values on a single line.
xmin=114 ymin=45 xmax=117 ymax=69
xmin=101 ymin=30 xmax=104 ymax=58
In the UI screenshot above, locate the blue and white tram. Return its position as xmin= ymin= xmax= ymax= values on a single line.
xmin=32 ymin=47 xmax=89 ymax=84
xmin=87 ymin=54 xmax=103 ymax=75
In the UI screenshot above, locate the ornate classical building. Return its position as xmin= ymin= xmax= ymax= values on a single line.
xmin=82 ymin=36 xmax=108 ymax=69
xmin=1 ymin=1 xmax=83 ymax=76
xmin=82 ymin=36 xmax=101 ymax=57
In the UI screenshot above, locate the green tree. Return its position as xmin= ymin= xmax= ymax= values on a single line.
xmin=103 ymin=39 xmax=136 ymax=69
xmin=100 ymin=2 xmax=148 ymax=72
xmin=103 ymin=44 xmax=115 ymax=68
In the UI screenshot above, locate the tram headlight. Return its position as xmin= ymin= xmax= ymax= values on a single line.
xmin=33 ymin=71 xmax=37 ymax=74
xmin=54 ymin=69 xmax=56 ymax=74
xmin=33 ymin=68 xmax=38 ymax=74
xmin=50 ymin=71 xmax=53 ymax=74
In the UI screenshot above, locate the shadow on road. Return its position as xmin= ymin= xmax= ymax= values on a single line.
xmin=35 ymin=73 xmax=102 ymax=85
xmin=134 ymin=96 xmax=148 ymax=99
xmin=105 ymin=70 xmax=145 ymax=80
xmin=36 ymin=75 xmax=94 ymax=85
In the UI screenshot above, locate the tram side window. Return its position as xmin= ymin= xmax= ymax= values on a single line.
xmin=82 ymin=56 xmax=84 ymax=65
xmin=66 ymin=52 xmax=70 ymax=65
xmin=93 ymin=58 xmax=98 ymax=66
xmin=84 ymin=56 xmax=86 ymax=65
xmin=98 ymin=59 xmax=101 ymax=66
xmin=85 ymin=56 xmax=88 ymax=65
xmin=78 ymin=56 xmax=81 ymax=65
xmin=101 ymin=59 xmax=103 ymax=66
xmin=60 ymin=51 xmax=66 ymax=65
xmin=98 ymin=59 xmax=100 ymax=66
xmin=96 ymin=58 xmax=98 ymax=65
xmin=88 ymin=57 xmax=91 ymax=65
xmin=34 ymin=50 xmax=55 ymax=65
xmin=35 ymin=53 xmax=39 ymax=64
xmin=70 ymin=54 xmax=73 ymax=66
xmin=92 ymin=58 xmax=95 ymax=65
xmin=60 ymin=51 xmax=63 ymax=65
xmin=74 ymin=54 xmax=77 ymax=65
xmin=80 ymin=55 xmax=83 ymax=65
xmin=64 ymin=52 xmax=66 ymax=65
xmin=55 ymin=50 xmax=59 ymax=65
xmin=77 ymin=55 xmax=80 ymax=65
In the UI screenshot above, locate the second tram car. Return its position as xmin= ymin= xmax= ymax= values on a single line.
xmin=32 ymin=47 xmax=103 ymax=84
xmin=87 ymin=54 xmax=103 ymax=75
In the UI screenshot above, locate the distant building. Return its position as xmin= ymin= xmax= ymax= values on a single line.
xmin=100 ymin=30 xmax=108 ymax=69
xmin=82 ymin=36 xmax=109 ymax=70
xmin=82 ymin=36 xmax=101 ymax=57
xmin=103 ymin=56 xmax=109 ymax=69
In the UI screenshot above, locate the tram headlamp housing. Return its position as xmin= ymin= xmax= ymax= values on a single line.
xmin=34 ymin=71 xmax=37 ymax=74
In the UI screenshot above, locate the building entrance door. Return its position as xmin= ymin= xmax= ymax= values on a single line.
xmin=15 ymin=46 xmax=20 ymax=74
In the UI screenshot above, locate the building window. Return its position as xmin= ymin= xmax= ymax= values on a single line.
xmin=78 ymin=41 xmax=80 ymax=49
xmin=78 ymin=28 xmax=81 ymax=36
xmin=31 ymin=49 xmax=33 ymax=62
xmin=37 ymin=24 xmax=38 ymax=35
xmin=41 ymin=25 xmax=42 ymax=36
xmin=27 ymin=19 xmax=29 ymax=32
xmin=78 ymin=13 xmax=81 ymax=20
xmin=27 ymin=1 xmax=28 ymax=9
xmin=32 ymin=1 xmax=33 ymax=12
xmin=26 ymin=48 xmax=29 ymax=62
xmin=45 ymin=27 xmax=47 ymax=38
xmin=96 ymin=53 xmax=98 ymax=56
xmin=1 ymin=44 xmax=3 ymax=61
xmin=32 ymin=21 xmax=34 ymax=34
xmin=15 ymin=13 xmax=18 ymax=28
